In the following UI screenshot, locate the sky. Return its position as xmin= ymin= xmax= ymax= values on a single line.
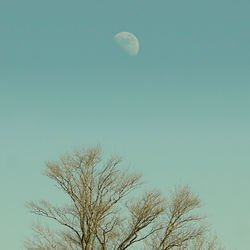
xmin=0 ymin=0 xmax=249 ymax=249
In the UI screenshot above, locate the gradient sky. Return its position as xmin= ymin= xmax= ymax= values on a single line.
xmin=1 ymin=0 xmax=250 ymax=249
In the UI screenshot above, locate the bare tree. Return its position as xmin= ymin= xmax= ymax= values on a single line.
xmin=25 ymin=146 xmax=222 ymax=250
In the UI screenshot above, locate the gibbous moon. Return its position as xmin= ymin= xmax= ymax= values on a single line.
xmin=114 ymin=32 xmax=139 ymax=56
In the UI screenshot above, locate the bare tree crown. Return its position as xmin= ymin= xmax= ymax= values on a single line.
xmin=25 ymin=146 xmax=223 ymax=250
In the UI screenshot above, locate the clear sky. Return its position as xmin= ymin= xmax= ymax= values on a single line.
xmin=1 ymin=0 xmax=249 ymax=249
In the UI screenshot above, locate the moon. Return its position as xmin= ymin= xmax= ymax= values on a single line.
xmin=114 ymin=32 xmax=139 ymax=56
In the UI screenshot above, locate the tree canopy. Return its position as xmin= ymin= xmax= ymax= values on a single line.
xmin=25 ymin=146 xmax=223 ymax=250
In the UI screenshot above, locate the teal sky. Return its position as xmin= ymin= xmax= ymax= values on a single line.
xmin=1 ymin=0 xmax=249 ymax=249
